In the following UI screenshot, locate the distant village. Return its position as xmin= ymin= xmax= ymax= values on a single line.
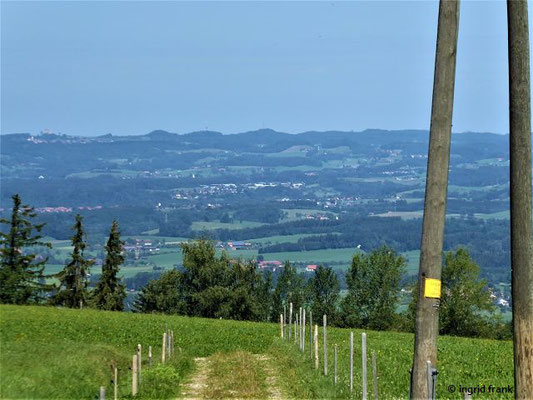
xmin=122 ymin=237 xmax=319 ymax=273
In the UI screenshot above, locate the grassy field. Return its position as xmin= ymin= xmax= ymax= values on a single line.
xmin=262 ymin=247 xmax=363 ymax=265
xmin=0 ymin=305 xmax=514 ymax=399
xmin=248 ymin=233 xmax=332 ymax=246
xmin=44 ymin=263 xmax=164 ymax=280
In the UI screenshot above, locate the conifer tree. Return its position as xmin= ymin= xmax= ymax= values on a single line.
xmin=92 ymin=220 xmax=126 ymax=311
xmin=52 ymin=214 xmax=94 ymax=308
xmin=0 ymin=194 xmax=52 ymax=304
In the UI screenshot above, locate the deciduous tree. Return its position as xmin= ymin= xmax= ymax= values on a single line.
xmin=408 ymin=248 xmax=500 ymax=338
xmin=309 ymin=265 xmax=340 ymax=324
xmin=341 ymin=246 xmax=405 ymax=330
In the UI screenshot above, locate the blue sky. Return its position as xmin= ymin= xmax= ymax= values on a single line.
xmin=1 ymin=1 xmax=531 ymax=136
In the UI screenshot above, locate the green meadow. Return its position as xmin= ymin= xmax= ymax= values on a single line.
xmin=0 ymin=305 xmax=513 ymax=399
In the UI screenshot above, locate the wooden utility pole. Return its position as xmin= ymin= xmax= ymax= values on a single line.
xmin=410 ymin=1 xmax=460 ymax=399
xmin=507 ymin=1 xmax=533 ymax=398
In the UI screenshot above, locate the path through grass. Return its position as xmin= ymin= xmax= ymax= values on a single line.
xmin=180 ymin=351 xmax=284 ymax=399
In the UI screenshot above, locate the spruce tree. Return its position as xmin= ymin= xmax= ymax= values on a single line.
xmin=0 ymin=194 xmax=52 ymax=304
xmin=92 ymin=220 xmax=126 ymax=311
xmin=52 ymin=214 xmax=94 ymax=308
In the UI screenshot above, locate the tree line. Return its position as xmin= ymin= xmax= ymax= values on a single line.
xmin=0 ymin=195 xmax=126 ymax=311
xmin=1 ymin=194 xmax=510 ymax=339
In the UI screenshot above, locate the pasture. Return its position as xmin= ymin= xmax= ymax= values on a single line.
xmin=0 ymin=305 xmax=513 ymax=399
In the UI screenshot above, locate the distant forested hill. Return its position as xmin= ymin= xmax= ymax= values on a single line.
xmin=0 ymin=129 xmax=519 ymax=287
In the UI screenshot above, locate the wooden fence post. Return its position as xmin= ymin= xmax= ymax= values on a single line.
xmin=289 ymin=302 xmax=293 ymax=340
xmin=334 ymin=344 xmax=338 ymax=385
xmin=280 ymin=314 xmax=284 ymax=339
xmin=372 ymin=350 xmax=378 ymax=400
xmin=309 ymin=311 xmax=313 ymax=359
xmin=302 ymin=309 xmax=306 ymax=352
xmin=167 ymin=330 xmax=171 ymax=358
xmin=100 ymin=386 xmax=105 ymax=400
xmin=114 ymin=366 xmax=118 ymax=400
xmin=295 ymin=313 xmax=299 ymax=344
xmin=323 ymin=314 xmax=328 ymax=376
xmin=162 ymin=332 xmax=167 ymax=363
xmin=283 ymin=304 xmax=287 ymax=339
xmin=314 ymin=324 xmax=319 ymax=369
xmin=132 ymin=354 xmax=138 ymax=396
xmin=350 ymin=332 xmax=354 ymax=393
xmin=148 ymin=346 xmax=152 ymax=367
xmin=137 ymin=344 xmax=142 ymax=386
xmin=362 ymin=333 xmax=367 ymax=400
xmin=170 ymin=331 xmax=174 ymax=357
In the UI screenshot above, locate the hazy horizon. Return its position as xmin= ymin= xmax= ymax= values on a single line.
xmin=2 ymin=1 xmax=531 ymax=136
xmin=0 ymin=127 xmax=511 ymax=137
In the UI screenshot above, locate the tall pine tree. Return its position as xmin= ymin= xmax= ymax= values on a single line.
xmin=0 ymin=194 xmax=52 ymax=304
xmin=51 ymin=214 xmax=94 ymax=308
xmin=92 ymin=220 xmax=126 ymax=311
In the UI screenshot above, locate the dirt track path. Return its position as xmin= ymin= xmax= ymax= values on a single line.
xmin=179 ymin=352 xmax=285 ymax=399
xmin=180 ymin=357 xmax=210 ymax=400
xmin=254 ymin=354 xmax=285 ymax=400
